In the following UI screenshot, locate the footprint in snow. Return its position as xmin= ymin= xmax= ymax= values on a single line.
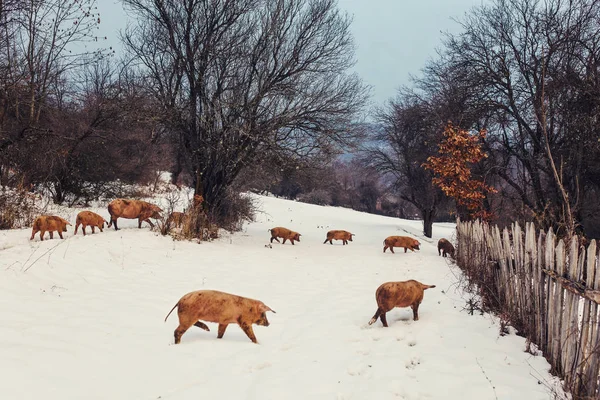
xmin=407 ymin=340 xmax=417 ymax=347
xmin=347 ymin=362 xmax=372 ymax=377
xmin=248 ymin=362 xmax=272 ymax=372
xmin=405 ymin=357 xmax=421 ymax=370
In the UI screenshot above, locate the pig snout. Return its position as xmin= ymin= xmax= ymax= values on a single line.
xmin=256 ymin=313 xmax=270 ymax=326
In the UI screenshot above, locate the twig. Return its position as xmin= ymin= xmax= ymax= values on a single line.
xmin=23 ymin=240 xmax=66 ymax=272
xmin=63 ymin=236 xmax=71 ymax=259
xmin=5 ymin=261 xmax=18 ymax=271
xmin=476 ymin=358 xmax=498 ymax=400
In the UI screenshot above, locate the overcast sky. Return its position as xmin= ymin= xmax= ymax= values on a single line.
xmin=96 ymin=0 xmax=485 ymax=106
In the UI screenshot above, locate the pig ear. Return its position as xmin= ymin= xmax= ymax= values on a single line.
xmin=260 ymin=304 xmax=276 ymax=313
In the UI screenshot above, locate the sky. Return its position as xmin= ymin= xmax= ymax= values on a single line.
xmin=96 ymin=0 xmax=486 ymax=106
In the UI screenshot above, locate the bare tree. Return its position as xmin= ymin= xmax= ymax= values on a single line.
xmin=435 ymin=0 xmax=600 ymax=234
xmin=367 ymin=94 xmax=448 ymax=238
xmin=121 ymin=0 xmax=369 ymax=213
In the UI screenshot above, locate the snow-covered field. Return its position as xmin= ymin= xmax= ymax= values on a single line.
xmin=0 ymin=193 xmax=565 ymax=399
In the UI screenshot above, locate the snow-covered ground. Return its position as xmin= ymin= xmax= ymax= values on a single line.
xmin=0 ymin=193 xmax=565 ymax=399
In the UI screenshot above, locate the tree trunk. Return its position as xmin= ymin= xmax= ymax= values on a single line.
xmin=422 ymin=208 xmax=435 ymax=238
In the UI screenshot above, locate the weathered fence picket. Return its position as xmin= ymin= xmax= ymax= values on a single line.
xmin=456 ymin=220 xmax=600 ymax=399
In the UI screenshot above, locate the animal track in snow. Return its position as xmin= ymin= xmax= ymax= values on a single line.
xmin=407 ymin=340 xmax=417 ymax=347
xmin=248 ymin=362 xmax=272 ymax=372
xmin=405 ymin=357 xmax=421 ymax=370
xmin=347 ymin=362 xmax=372 ymax=377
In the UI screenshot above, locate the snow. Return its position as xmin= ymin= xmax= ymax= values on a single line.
xmin=0 ymin=193 xmax=566 ymax=399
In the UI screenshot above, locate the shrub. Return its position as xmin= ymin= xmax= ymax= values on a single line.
xmin=297 ymin=189 xmax=332 ymax=206
xmin=0 ymin=185 xmax=43 ymax=229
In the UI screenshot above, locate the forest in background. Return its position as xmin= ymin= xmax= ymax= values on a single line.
xmin=1 ymin=0 xmax=599 ymax=239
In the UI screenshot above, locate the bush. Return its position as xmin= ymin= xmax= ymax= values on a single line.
xmin=176 ymin=190 xmax=255 ymax=241
xmin=0 ymin=185 xmax=43 ymax=229
xmin=297 ymin=189 xmax=332 ymax=206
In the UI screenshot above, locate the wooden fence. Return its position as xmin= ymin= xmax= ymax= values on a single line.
xmin=455 ymin=220 xmax=600 ymax=399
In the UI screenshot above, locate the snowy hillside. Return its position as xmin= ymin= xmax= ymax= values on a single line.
xmin=0 ymin=194 xmax=565 ymax=399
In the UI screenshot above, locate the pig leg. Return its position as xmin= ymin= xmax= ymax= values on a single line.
xmin=111 ymin=218 xmax=119 ymax=231
xmin=30 ymin=229 xmax=37 ymax=240
xmin=282 ymin=238 xmax=287 ymax=244
xmin=49 ymin=231 xmax=54 ymax=239
xmin=237 ymin=321 xmax=257 ymax=343
xmin=383 ymin=245 xmax=387 ymax=253
xmin=40 ymin=230 xmax=45 ymax=241
xmin=380 ymin=312 xmax=388 ymax=327
xmin=404 ymin=247 xmax=408 ymax=253
xmin=91 ymin=226 xmax=95 ymax=234
xmin=58 ymin=231 xmax=64 ymax=239
xmin=74 ymin=223 xmax=80 ymax=235
xmin=217 ymin=324 xmax=228 ymax=339
xmin=193 ymin=321 xmax=210 ymax=331
xmin=411 ymin=303 xmax=420 ymax=321
xmin=174 ymin=322 xmax=193 ymax=344
xmin=141 ymin=218 xmax=155 ymax=228
xmin=368 ymin=308 xmax=382 ymax=325
xmin=290 ymin=239 xmax=295 ymax=245
xmin=270 ymin=237 xmax=280 ymax=243
xmin=82 ymin=226 xmax=86 ymax=235
xmin=389 ymin=247 xmax=395 ymax=254
xmin=323 ymin=238 xmax=328 ymax=244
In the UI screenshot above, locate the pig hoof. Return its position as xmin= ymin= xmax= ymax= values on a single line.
xmin=368 ymin=318 xmax=376 ymax=325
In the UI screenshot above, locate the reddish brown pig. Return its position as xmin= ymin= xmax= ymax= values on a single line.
xmin=437 ymin=238 xmax=455 ymax=258
xmin=30 ymin=215 xmax=71 ymax=241
xmin=368 ymin=280 xmax=436 ymax=326
xmin=74 ymin=211 xmax=108 ymax=236
xmin=269 ymin=227 xmax=301 ymax=245
xmin=106 ymin=199 xmax=162 ymax=230
xmin=383 ymin=236 xmax=421 ymax=253
xmin=167 ymin=211 xmax=185 ymax=228
xmin=323 ymin=230 xmax=354 ymax=245
xmin=164 ymin=290 xmax=276 ymax=344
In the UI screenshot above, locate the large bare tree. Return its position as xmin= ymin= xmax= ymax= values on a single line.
xmin=121 ymin=0 xmax=369 ymax=210
xmin=435 ymin=0 xmax=600 ymax=234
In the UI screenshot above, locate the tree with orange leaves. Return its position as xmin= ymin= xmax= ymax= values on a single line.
xmin=423 ymin=123 xmax=496 ymax=220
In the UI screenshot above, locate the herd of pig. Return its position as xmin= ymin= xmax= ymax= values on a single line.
xmin=27 ymin=197 xmax=457 ymax=345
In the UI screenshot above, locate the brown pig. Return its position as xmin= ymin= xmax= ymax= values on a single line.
xmin=368 ymin=280 xmax=436 ymax=327
xmin=30 ymin=215 xmax=71 ymax=241
xmin=164 ymin=290 xmax=276 ymax=344
xmin=437 ymin=238 xmax=455 ymax=258
xmin=383 ymin=235 xmax=421 ymax=253
xmin=74 ymin=211 xmax=108 ymax=236
xmin=167 ymin=211 xmax=185 ymax=228
xmin=323 ymin=230 xmax=354 ymax=245
xmin=106 ymin=198 xmax=162 ymax=230
xmin=269 ymin=227 xmax=301 ymax=245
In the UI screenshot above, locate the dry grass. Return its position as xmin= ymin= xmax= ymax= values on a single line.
xmin=0 ymin=185 xmax=45 ymax=229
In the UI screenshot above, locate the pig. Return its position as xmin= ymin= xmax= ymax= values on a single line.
xmin=269 ymin=227 xmax=301 ymax=245
xmin=74 ymin=211 xmax=108 ymax=236
xmin=30 ymin=215 xmax=71 ymax=241
xmin=368 ymin=280 xmax=436 ymax=326
xmin=437 ymin=238 xmax=455 ymax=258
xmin=106 ymin=198 xmax=163 ymax=230
xmin=323 ymin=230 xmax=354 ymax=245
xmin=167 ymin=211 xmax=185 ymax=228
xmin=383 ymin=235 xmax=420 ymax=253
xmin=164 ymin=290 xmax=276 ymax=344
